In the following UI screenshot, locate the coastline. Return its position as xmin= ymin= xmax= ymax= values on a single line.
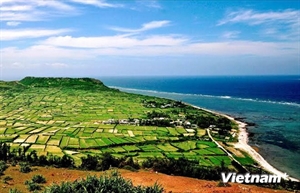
xmin=189 ymin=104 xmax=299 ymax=182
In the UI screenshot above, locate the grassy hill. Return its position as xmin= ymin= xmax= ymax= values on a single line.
xmin=19 ymin=77 xmax=113 ymax=91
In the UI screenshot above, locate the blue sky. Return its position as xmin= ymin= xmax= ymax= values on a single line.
xmin=0 ymin=0 xmax=299 ymax=80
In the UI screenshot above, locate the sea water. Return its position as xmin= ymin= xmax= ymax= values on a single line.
xmin=99 ymin=76 xmax=300 ymax=179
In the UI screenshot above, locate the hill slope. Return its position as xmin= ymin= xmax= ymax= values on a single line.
xmin=19 ymin=76 xmax=113 ymax=91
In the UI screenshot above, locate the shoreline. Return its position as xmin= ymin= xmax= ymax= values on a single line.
xmin=189 ymin=104 xmax=299 ymax=182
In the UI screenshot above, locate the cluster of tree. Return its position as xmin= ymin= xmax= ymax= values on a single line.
xmin=0 ymin=142 xmax=75 ymax=168
xmin=139 ymin=118 xmax=171 ymax=127
xmin=146 ymin=110 xmax=171 ymax=119
xmin=143 ymin=100 xmax=187 ymax=109
xmin=142 ymin=157 xmax=230 ymax=181
xmin=43 ymin=170 xmax=163 ymax=193
xmin=186 ymin=114 xmax=232 ymax=132
xmin=1 ymin=142 xmax=299 ymax=191
xmin=80 ymin=152 xmax=139 ymax=171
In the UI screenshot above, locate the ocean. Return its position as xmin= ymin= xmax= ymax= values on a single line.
xmin=98 ymin=76 xmax=300 ymax=179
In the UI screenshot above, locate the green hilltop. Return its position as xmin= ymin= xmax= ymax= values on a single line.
xmin=19 ymin=76 xmax=113 ymax=91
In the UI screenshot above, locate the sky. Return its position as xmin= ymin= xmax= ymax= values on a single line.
xmin=0 ymin=0 xmax=299 ymax=80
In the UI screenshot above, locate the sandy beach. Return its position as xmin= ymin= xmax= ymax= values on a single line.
xmin=190 ymin=104 xmax=299 ymax=182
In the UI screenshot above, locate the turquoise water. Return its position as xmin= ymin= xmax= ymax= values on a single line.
xmin=100 ymin=76 xmax=300 ymax=179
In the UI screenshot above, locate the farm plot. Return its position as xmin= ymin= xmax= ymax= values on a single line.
xmin=68 ymin=138 xmax=80 ymax=148
xmin=157 ymin=143 xmax=178 ymax=152
xmin=196 ymin=141 xmax=216 ymax=148
xmin=164 ymin=152 xmax=183 ymax=159
xmin=45 ymin=145 xmax=64 ymax=156
xmin=109 ymin=137 xmax=130 ymax=145
xmin=60 ymin=136 xmax=69 ymax=148
xmin=138 ymin=152 xmax=164 ymax=158
xmin=28 ymin=144 xmax=46 ymax=155
xmin=13 ymin=135 xmax=30 ymax=143
xmin=0 ymin=128 xmax=6 ymax=134
xmin=101 ymin=138 xmax=114 ymax=146
xmin=139 ymin=145 xmax=161 ymax=152
xmin=94 ymin=138 xmax=108 ymax=147
xmin=167 ymin=128 xmax=180 ymax=136
xmin=193 ymin=149 xmax=215 ymax=155
xmin=36 ymin=135 xmax=50 ymax=144
xmin=171 ymin=141 xmax=197 ymax=151
xmin=122 ymin=145 xmax=140 ymax=152
xmin=0 ymin=134 xmax=18 ymax=142
xmin=16 ymin=127 xmax=37 ymax=134
xmin=110 ymin=146 xmax=126 ymax=153
xmin=85 ymin=139 xmax=99 ymax=148
xmin=47 ymin=135 xmax=62 ymax=146
xmin=25 ymin=135 xmax=38 ymax=143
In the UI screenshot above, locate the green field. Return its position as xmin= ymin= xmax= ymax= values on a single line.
xmin=0 ymin=77 xmax=243 ymax=167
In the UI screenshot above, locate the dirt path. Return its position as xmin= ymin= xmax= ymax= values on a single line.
xmin=1 ymin=166 xmax=292 ymax=193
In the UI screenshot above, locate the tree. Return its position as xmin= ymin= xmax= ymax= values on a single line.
xmin=59 ymin=155 xmax=74 ymax=168
xmin=0 ymin=142 xmax=9 ymax=161
xmin=80 ymin=155 xmax=99 ymax=170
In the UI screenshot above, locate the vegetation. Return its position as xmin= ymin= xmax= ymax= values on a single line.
xmin=19 ymin=162 xmax=32 ymax=173
xmin=2 ymin=176 xmax=13 ymax=184
xmin=25 ymin=179 xmax=42 ymax=192
xmin=9 ymin=188 xmax=22 ymax=193
xmin=32 ymin=174 xmax=46 ymax=184
xmin=43 ymin=170 xmax=163 ymax=193
xmin=0 ymin=161 xmax=8 ymax=175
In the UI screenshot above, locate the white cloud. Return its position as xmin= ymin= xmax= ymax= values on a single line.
xmin=222 ymin=31 xmax=240 ymax=39
xmin=136 ymin=0 xmax=162 ymax=9
xmin=6 ymin=21 xmax=21 ymax=26
xmin=218 ymin=9 xmax=300 ymax=41
xmin=0 ymin=45 xmax=95 ymax=60
xmin=218 ymin=9 xmax=299 ymax=26
xmin=11 ymin=62 xmax=24 ymax=68
xmin=0 ymin=5 xmax=33 ymax=11
xmin=0 ymin=29 xmax=71 ymax=41
xmin=46 ymin=63 xmax=69 ymax=68
xmin=36 ymin=1 xmax=75 ymax=10
xmin=41 ymin=34 xmax=186 ymax=48
xmin=110 ymin=20 xmax=170 ymax=33
xmin=69 ymin=0 xmax=122 ymax=8
xmin=0 ymin=10 xmax=45 ymax=21
xmin=0 ymin=0 xmax=77 ymax=22
xmin=1 ymin=39 xmax=297 ymax=60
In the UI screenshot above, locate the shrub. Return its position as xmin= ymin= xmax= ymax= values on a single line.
xmin=32 ymin=174 xmax=46 ymax=184
xmin=3 ymin=175 xmax=13 ymax=184
xmin=19 ymin=162 xmax=32 ymax=173
xmin=25 ymin=180 xmax=42 ymax=192
xmin=9 ymin=188 xmax=22 ymax=193
xmin=43 ymin=170 xmax=163 ymax=193
xmin=122 ymin=165 xmax=138 ymax=172
xmin=0 ymin=161 xmax=8 ymax=175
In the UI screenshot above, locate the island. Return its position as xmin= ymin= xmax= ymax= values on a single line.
xmin=0 ymin=77 xmax=298 ymax=192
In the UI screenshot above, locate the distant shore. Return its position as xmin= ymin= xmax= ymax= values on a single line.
xmin=189 ymin=104 xmax=299 ymax=182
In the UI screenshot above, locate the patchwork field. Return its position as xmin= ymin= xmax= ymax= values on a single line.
xmin=0 ymin=77 xmax=252 ymax=167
